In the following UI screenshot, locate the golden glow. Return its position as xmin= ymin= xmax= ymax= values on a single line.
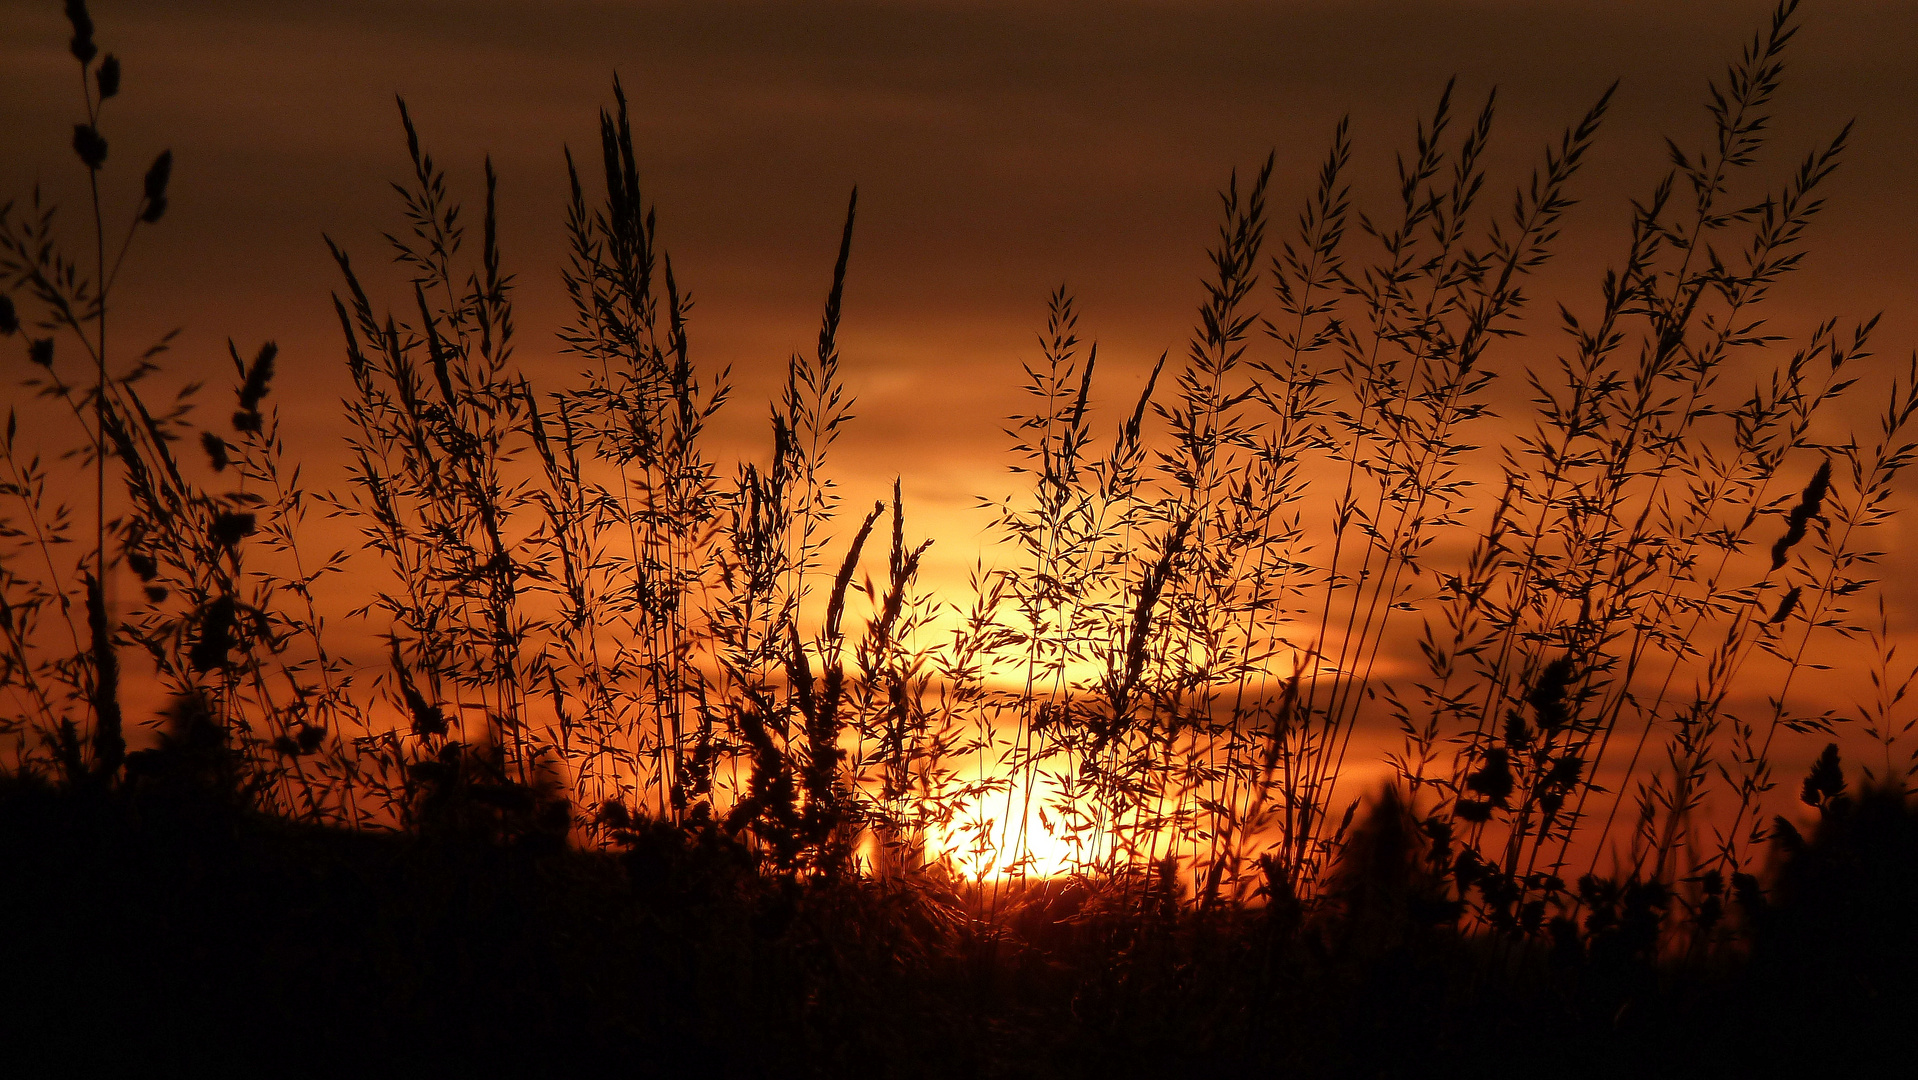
xmin=922 ymin=771 xmax=1112 ymax=881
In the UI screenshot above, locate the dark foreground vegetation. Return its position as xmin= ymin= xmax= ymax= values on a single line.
xmin=4 ymin=768 xmax=1915 ymax=1076
xmin=5 ymin=2 xmax=1918 ymax=1074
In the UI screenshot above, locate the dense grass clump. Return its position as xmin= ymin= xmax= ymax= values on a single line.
xmin=4 ymin=1 xmax=1917 ymax=1073
xmin=4 ymin=771 xmax=1912 ymax=1075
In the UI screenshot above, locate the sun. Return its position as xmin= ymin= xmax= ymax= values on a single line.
xmin=920 ymin=772 xmax=1112 ymax=881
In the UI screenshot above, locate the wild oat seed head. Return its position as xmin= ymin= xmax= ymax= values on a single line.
xmin=64 ymin=0 xmax=95 ymax=65
xmin=71 ymin=124 xmax=106 ymax=171
xmin=141 ymin=151 xmax=171 ymax=223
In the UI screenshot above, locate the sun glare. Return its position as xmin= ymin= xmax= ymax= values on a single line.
xmin=922 ymin=773 xmax=1111 ymax=881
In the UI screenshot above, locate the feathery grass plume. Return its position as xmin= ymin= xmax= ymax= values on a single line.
xmin=325 ymin=96 xmax=547 ymax=806
xmin=1853 ymin=597 xmax=1918 ymax=791
xmin=1358 ymin=0 xmax=1890 ymax=932
xmin=851 ymin=477 xmax=938 ymax=868
xmin=230 ymin=340 xmax=276 ymax=431
xmin=546 ymin=76 xmax=733 ymax=817
xmin=1710 ymin=352 xmax=1918 ymax=872
xmin=713 ymin=189 xmax=867 ymax=871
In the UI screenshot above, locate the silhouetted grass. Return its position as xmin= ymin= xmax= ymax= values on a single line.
xmin=4 ymin=1 xmax=1917 ymax=1074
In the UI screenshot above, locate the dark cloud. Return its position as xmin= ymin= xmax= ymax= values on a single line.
xmin=2 ymin=0 xmax=1913 ymax=566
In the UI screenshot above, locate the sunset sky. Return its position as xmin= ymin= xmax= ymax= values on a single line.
xmin=4 ymin=1 xmax=1917 ymax=728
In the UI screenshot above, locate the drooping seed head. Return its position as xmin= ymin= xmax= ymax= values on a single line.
xmin=96 ymin=54 xmax=119 ymax=99
xmin=210 ymin=510 xmax=256 ymax=550
xmin=65 ymin=0 xmax=96 ymax=64
xmin=188 ymin=595 xmax=238 ymax=673
xmin=296 ymin=724 xmax=326 ymax=754
xmin=232 ymin=340 xmax=276 ymax=431
xmin=72 ymin=124 xmax=106 ymax=171
xmin=201 ymin=430 xmax=229 ymax=472
xmin=141 ymin=150 xmax=172 ymax=223
xmin=1799 ymin=742 xmax=1846 ymax=809
xmin=238 ymin=340 xmax=276 ymax=410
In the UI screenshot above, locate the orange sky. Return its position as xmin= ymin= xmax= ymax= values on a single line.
xmin=5 ymin=0 xmax=1918 ymax=820
xmin=5 ymin=4 xmax=1914 ymax=509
